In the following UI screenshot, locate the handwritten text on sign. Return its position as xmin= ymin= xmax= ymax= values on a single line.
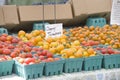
xmin=45 ymin=23 xmax=63 ymax=38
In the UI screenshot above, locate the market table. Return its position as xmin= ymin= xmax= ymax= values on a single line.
xmin=0 ymin=68 xmax=120 ymax=80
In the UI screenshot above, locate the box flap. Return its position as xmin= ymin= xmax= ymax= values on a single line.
xmin=72 ymin=0 xmax=87 ymax=16
xmin=56 ymin=4 xmax=73 ymax=20
xmin=0 ymin=6 xmax=5 ymax=25
xmin=2 ymin=5 xmax=19 ymax=25
xmin=44 ymin=5 xmax=54 ymax=20
xmin=19 ymin=5 xmax=43 ymax=22
xmin=86 ymin=0 xmax=108 ymax=14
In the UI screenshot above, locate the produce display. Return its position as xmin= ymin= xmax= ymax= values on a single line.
xmin=0 ymin=33 xmax=61 ymax=63
xmin=18 ymin=30 xmax=97 ymax=58
xmin=95 ymin=46 xmax=120 ymax=55
xmin=0 ymin=24 xmax=120 ymax=79
xmin=64 ymin=24 xmax=120 ymax=48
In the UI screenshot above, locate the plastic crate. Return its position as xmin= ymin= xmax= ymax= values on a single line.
xmin=86 ymin=18 xmax=106 ymax=27
xmin=44 ymin=59 xmax=64 ymax=76
xmin=103 ymin=54 xmax=120 ymax=69
xmin=83 ymin=55 xmax=103 ymax=71
xmin=33 ymin=22 xmax=49 ymax=30
xmin=14 ymin=61 xmax=45 ymax=80
xmin=63 ymin=58 xmax=84 ymax=73
xmin=0 ymin=28 xmax=8 ymax=34
xmin=0 ymin=60 xmax=14 ymax=76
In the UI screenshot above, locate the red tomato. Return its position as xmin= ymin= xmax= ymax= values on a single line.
xmin=2 ymin=48 xmax=11 ymax=55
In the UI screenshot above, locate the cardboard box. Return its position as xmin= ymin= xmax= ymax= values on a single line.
xmin=2 ymin=5 xmax=19 ymax=25
xmin=71 ymin=0 xmax=87 ymax=17
xmin=86 ymin=0 xmax=108 ymax=14
xmin=0 ymin=7 xmax=5 ymax=25
xmin=19 ymin=4 xmax=73 ymax=21
xmin=71 ymin=0 xmax=112 ymax=17
xmin=44 ymin=5 xmax=54 ymax=20
xmin=19 ymin=5 xmax=43 ymax=22
xmin=109 ymin=0 xmax=113 ymax=11
xmin=64 ymin=0 xmax=112 ymax=27
xmin=56 ymin=4 xmax=73 ymax=20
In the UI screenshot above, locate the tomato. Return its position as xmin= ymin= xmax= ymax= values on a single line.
xmin=2 ymin=48 xmax=11 ymax=55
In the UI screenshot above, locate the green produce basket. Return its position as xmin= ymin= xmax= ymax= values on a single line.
xmin=0 ymin=60 xmax=14 ymax=76
xmin=103 ymin=54 xmax=120 ymax=69
xmin=63 ymin=58 xmax=84 ymax=73
xmin=86 ymin=18 xmax=106 ymax=27
xmin=44 ymin=59 xmax=64 ymax=76
xmin=83 ymin=55 xmax=103 ymax=71
xmin=0 ymin=28 xmax=8 ymax=34
xmin=14 ymin=61 xmax=45 ymax=80
xmin=33 ymin=22 xmax=49 ymax=30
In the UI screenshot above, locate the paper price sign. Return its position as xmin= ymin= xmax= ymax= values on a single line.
xmin=110 ymin=0 xmax=120 ymax=25
xmin=45 ymin=23 xmax=63 ymax=38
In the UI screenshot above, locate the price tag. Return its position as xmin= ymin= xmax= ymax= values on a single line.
xmin=110 ymin=0 xmax=120 ymax=25
xmin=96 ymin=73 xmax=104 ymax=80
xmin=45 ymin=23 xmax=63 ymax=38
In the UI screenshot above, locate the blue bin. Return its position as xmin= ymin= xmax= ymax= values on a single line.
xmin=86 ymin=18 xmax=106 ymax=27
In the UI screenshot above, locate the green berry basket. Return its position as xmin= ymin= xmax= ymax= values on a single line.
xmin=44 ymin=59 xmax=65 ymax=76
xmin=0 ymin=60 xmax=14 ymax=76
xmin=103 ymin=54 xmax=120 ymax=69
xmin=86 ymin=18 xmax=106 ymax=27
xmin=14 ymin=61 xmax=45 ymax=80
xmin=83 ymin=55 xmax=103 ymax=71
xmin=63 ymin=58 xmax=84 ymax=73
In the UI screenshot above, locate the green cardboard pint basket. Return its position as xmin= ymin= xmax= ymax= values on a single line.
xmin=63 ymin=58 xmax=84 ymax=73
xmin=83 ymin=55 xmax=103 ymax=71
xmin=103 ymin=54 xmax=120 ymax=69
xmin=0 ymin=60 xmax=14 ymax=76
xmin=44 ymin=59 xmax=64 ymax=76
xmin=14 ymin=61 xmax=45 ymax=80
xmin=86 ymin=18 xmax=106 ymax=27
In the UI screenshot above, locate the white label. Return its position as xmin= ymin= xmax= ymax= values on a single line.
xmin=45 ymin=23 xmax=63 ymax=38
xmin=110 ymin=0 xmax=120 ymax=25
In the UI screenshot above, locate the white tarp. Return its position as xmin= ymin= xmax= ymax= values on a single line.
xmin=0 ymin=69 xmax=120 ymax=80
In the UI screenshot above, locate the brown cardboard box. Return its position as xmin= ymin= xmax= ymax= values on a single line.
xmin=71 ymin=0 xmax=112 ymax=16
xmin=86 ymin=0 xmax=108 ymax=14
xmin=71 ymin=0 xmax=87 ymax=16
xmin=56 ymin=4 xmax=73 ymax=20
xmin=0 ymin=7 xmax=5 ymax=25
xmin=19 ymin=4 xmax=73 ymax=22
xmin=65 ymin=0 xmax=112 ymax=26
xmin=108 ymin=0 xmax=113 ymax=11
xmin=2 ymin=5 xmax=19 ymax=25
xmin=19 ymin=5 xmax=43 ymax=22
xmin=44 ymin=5 xmax=54 ymax=20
